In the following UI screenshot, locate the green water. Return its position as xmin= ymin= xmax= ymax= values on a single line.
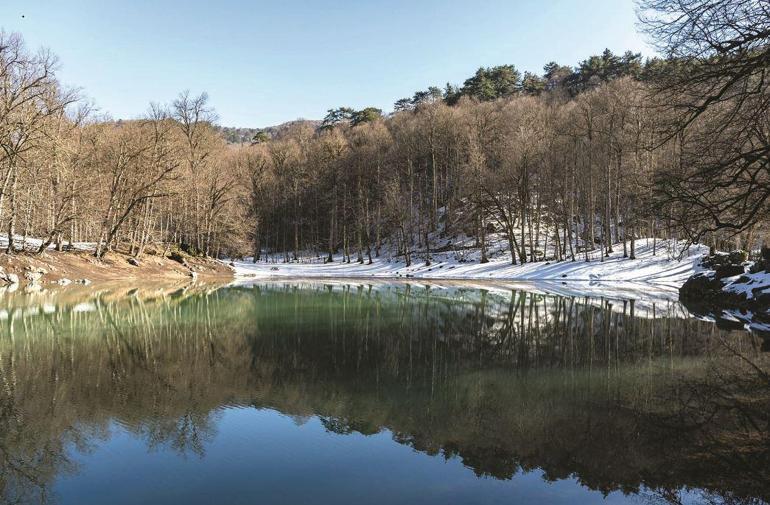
xmin=0 ymin=282 xmax=767 ymax=504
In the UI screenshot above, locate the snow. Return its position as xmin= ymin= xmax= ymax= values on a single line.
xmin=0 ymin=234 xmax=95 ymax=252
xmin=714 ymin=308 xmax=770 ymax=335
xmin=723 ymin=270 xmax=770 ymax=299
xmin=230 ymin=239 xmax=708 ymax=289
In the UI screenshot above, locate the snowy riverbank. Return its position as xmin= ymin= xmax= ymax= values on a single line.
xmin=231 ymin=239 xmax=708 ymax=288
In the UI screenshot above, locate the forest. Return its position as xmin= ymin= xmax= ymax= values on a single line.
xmin=0 ymin=0 xmax=767 ymax=265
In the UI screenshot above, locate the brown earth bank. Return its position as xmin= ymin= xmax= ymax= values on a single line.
xmin=0 ymin=249 xmax=234 ymax=289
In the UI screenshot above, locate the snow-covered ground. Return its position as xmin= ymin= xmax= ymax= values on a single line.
xmin=0 ymin=232 xmax=708 ymax=292
xmin=723 ymin=270 xmax=770 ymax=300
xmin=231 ymin=239 xmax=707 ymax=289
xmin=0 ymin=234 xmax=95 ymax=252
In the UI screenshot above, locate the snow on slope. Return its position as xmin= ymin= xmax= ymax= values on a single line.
xmin=0 ymin=234 xmax=95 ymax=252
xmin=231 ymin=239 xmax=707 ymax=289
xmin=723 ymin=270 xmax=770 ymax=300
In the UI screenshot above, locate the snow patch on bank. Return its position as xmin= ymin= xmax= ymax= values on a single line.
xmin=231 ymin=239 xmax=707 ymax=288
xmin=0 ymin=234 xmax=95 ymax=252
xmin=723 ymin=270 xmax=770 ymax=299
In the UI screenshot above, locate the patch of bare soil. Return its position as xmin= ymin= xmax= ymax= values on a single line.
xmin=0 ymin=249 xmax=233 ymax=288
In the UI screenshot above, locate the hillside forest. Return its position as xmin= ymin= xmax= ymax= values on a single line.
xmin=0 ymin=0 xmax=768 ymax=264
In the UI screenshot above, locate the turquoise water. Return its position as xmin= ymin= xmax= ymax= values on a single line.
xmin=0 ymin=282 xmax=767 ymax=504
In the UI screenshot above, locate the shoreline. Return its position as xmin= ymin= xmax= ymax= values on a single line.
xmin=0 ymin=247 xmax=765 ymax=336
xmin=0 ymin=237 xmax=707 ymax=292
xmin=230 ymin=239 xmax=708 ymax=289
xmin=228 ymin=275 xmax=687 ymax=317
xmin=231 ymin=272 xmax=686 ymax=285
xmin=0 ymin=249 xmax=233 ymax=290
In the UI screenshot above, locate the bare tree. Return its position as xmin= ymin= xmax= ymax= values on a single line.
xmin=639 ymin=0 xmax=770 ymax=242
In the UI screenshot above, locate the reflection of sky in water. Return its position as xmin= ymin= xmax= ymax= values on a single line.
xmin=57 ymin=407 xmax=652 ymax=505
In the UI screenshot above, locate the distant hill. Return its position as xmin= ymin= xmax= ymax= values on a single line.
xmin=217 ymin=119 xmax=322 ymax=145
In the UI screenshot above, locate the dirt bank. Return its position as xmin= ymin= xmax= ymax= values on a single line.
xmin=0 ymin=249 xmax=233 ymax=288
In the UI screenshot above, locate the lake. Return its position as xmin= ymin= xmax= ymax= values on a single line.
xmin=0 ymin=281 xmax=767 ymax=504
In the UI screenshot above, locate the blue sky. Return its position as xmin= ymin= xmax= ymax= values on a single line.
xmin=1 ymin=0 xmax=653 ymax=126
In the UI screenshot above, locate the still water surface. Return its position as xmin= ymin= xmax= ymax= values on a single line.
xmin=0 ymin=282 xmax=768 ymax=504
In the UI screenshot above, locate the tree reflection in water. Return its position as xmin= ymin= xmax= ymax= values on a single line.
xmin=0 ymin=282 xmax=766 ymax=504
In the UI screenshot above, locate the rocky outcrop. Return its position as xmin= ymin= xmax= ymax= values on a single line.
xmin=169 ymin=251 xmax=190 ymax=268
xmin=715 ymin=264 xmax=745 ymax=279
xmin=680 ymin=272 xmax=726 ymax=302
xmin=680 ymin=249 xmax=770 ymax=335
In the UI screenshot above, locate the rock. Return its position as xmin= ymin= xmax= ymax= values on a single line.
xmin=189 ymin=271 xmax=198 ymax=279
xmin=169 ymin=251 xmax=190 ymax=267
xmin=713 ymin=315 xmax=747 ymax=332
xmin=728 ymin=250 xmax=749 ymax=264
xmin=270 ymin=266 xmax=279 ymax=271
xmin=681 ymin=267 xmax=770 ymax=334
xmin=762 ymin=246 xmax=770 ymax=262
xmin=680 ymin=273 xmax=723 ymax=300
xmin=702 ymin=252 xmax=730 ymax=268
xmin=23 ymin=266 xmax=48 ymax=284
xmin=127 ymin=257 xmax=140 ymax=267
xmin=75 ymin=278 xmax=91 ymax=285
xmin=715 ymin=264 xmax=745 ymax=280
xmin=24 ymin=265 xmax=48 ymax=275
xmin=754 ymin=290 xmax=770 ymax=306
